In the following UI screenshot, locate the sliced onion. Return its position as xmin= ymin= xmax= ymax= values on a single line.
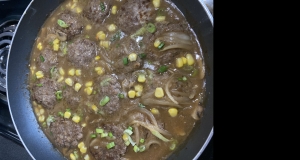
xmin=165 ymin=75 xmax=179 ymax=104
xmin=160 ymin=44 xmax=193 ymax=51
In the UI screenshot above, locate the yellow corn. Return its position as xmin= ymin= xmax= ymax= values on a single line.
xmin=122 ymin=133 xmax=129 ymax=141
xmin=74 ymin=83 xmax=82 ymax=92
xmin=111 ymin=5 xmax=117 ymax=14
xmin=71 ymin=2 xmax=77 ymax=9
xmin=128 ymin=90 xmax=136 ymax=98
xmin=38 ymin=115 xmax=45 ymax=122
xmin=57 ymin=76 xmax=64 ymax=82
xmin=85 ymin=81 xmax=93 ymax=87
xmin=84 ymin=155 xmax=90 ymax=160
xmin=33 ymin=101 xmax=37 ymax=106
xmin=30 ymin=66 xmax=36 ymax=75
xmin=85 ymin=24 xmax=92 ymax=30
xmin=75 ymin=69 xmax=81 ymax=76
xmin=37 ymin=42 xmax=43 ymax=50
xmin=128 ymin=53 xmax=137 ymax=61
xmin=78 ymin=142 xmax=84 ymax=149
xmin=154 ymin=87 xmax=164 ymax=98
xmin=153 ymin=0 xmax=160 ymax=8
xmin=64 ymin=111 xmax=71 ymax=119
xmin=95 ymin=56 xmax=101 ymax=60
xmin=91 ymin=104 xmax=98 ymax=112
xmin=53 ymin=43 xmax=59 ymax=51
xmin=84 ymin=87 xmax=93 ymax=95
xmin=155 ymin=16 xmax=166 ymax=22
xmin=82 ymin=123 xmax=86 ymax=127
xmin=151 ymin=108 xmax=159 ymax=114
xmin=186 ymin=53 xmax=195 ymax=65
xmin=59 ymin=67 xmax=65 ymax=76
xmin=65 ymin=78 xmax=73 ymax=86
xmin=182 ymin=56 xmax=187 ymax=64
xmin=70 ymin=153 xmax=76 ymax=160
xmin=168 ymin=108 xmax=178 ymax=117
xmin=175 ymin=57 xmax=184 ymax=68
xmin=137 ymin=74 xmax=146 ymax=83
xmin=68 ymin=68 xmax=75 ymax=76
xmin=135 ymin=91 xmax=142 ymax=97
xmin=76 ymin=7 xmax=82 ymax=13
xmin=80 ymin=146 xmax=87 ymax=153
xmin=134 ymin=84 xmax=143 ymax=92
xmin=72 ymin=115 xmax=81 ymax=123
xmin=154 ymin=39 xmax=161 ymax=48
xmin=73 ymin=0 xmax=78 ymax=2
xmin=95 ymin=67 xmax=105 ymax=75
xmin=100 ymin=40 xmax=111 ymax=49
xmin=35 ymin=71 xmax=44 ymax=79
xmin=39 ymin=108 xmax=45 ymax=115
xmin=53 ymin=38 xmax=60 ymax=44
xmin=35 ymin=107 xmax=40 ymax=116
xmin=96 ymin=31 xmax=106 ymax=40
xmin=108 ymin=24 xmax=117 ymax=32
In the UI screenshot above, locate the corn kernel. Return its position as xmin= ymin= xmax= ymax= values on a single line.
xmin=76 ymin=7 xmax=82 ymax=13
xmin=153 ymin=0 xmax=160 ymax=8
xmin=53 ymin=38 xmax=60 ymax=44
xmin=59 ymin=67 xmax=65 ymax=76
xmin=151 ymin=108 xmax=160 ymax=114
xmin=168 ymin=108 xmax=178 ymax=117
xmin=111 ymin=5 xmax=117 ymax=14
xmin=74 ymin=83 xmax=82 ymax=92
xmin=75 ymin=69 xmax=81 ymax=76
xmin=128 ymin=90 xmax=136 ymax=98
xmin=72 ymin=115 xmax=81 ymax=123
xmin=137 ymin=74 xmax=146 ymax=83
xmin=35 ymin=71 xmax=44 ymax=79
xmin=100 ymin=40 xmax=111 ymax=49
xmin=39 ymin=108 xmax=45 ymax=115
xmin=134 ymin=84 xmax=143 ymax=92
xmin=154 ymin=39 xmax=161 ymax=48
xmin=96 ymin=68 xmax=105 ymax=75
xmin=68 ymin=68 xmax=75 ymax=76
xmin=135 ymin=91 xmax=142 ymax=97
xmin=86 ymin=24 xmax=92 ymax=30
xmin=82 ymin=123 xmax=86 ymax=127
xmin=85 ymin=81 xmax=93 ymax=87
xmin=37 ymin=42 xmax=43 ymax=50
xmin=91 ymin=104 xmax=98 ymax=112
xmin=128 ymin=53 xmax=137 ymax=61
xmin=73 ymin=0 xmax=78 ymax=2
xmin=78 ymin=142 xmax=84 ymax=149
xmin=38 ymin=115 xmax=45 ymax=122
xmin=108 ymin=24 xmax=117 ymax=32
xmin=84 ymin=87 xmax=93 ymax=95
xmin=186 ymin=53 xmax=195 ymax=65
xmin=71 ymin=3 xmax=77 ymax=9
xmin=182 ymin=56 xmax=187 ymax=64
xmin=175 ymin=57 xmax=184 ymax=68
xmin=96 ymin=31 xmax=106 ymax=40
xmin=95 ymin=56 xmax=101 ymax=60
xmin=64 ymin=111 xmax=71 ymax=119
xmin=80 ymin=146 xmax=87 ymax=153
xmin=84 ymin=154 xmax=90 ymax=160
xmin=154 ymin=87 xmax=164 ymax=98
xmin=65 ymin=78 xmax=73 ymax=86
xmin=155 ymin=16 xmax=166 ymax=22
xmin=122 ymin=133 xmax=129 ymax=141
xmin=53 ymin=43 xmax=59 ymax=51
xmin=57 ymin=76 xmax=64 ymax=82
xmin=34 ymin=107 xmax=40 ymax=116
xmin=70 ymin=153 xmax=76 ymax=160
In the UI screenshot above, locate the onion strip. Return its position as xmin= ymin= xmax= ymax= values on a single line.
xmin=165 ymin=75 xmax=178 ymax=104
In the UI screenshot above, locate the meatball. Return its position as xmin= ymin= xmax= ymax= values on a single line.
xmin=83 ymin=0 xmax=112 ymax=23
xmin=63 ymin=87 xmax=81 ymax=109
xmin=49 ymin=117 xmax=83 ymax=148
xmin=56 ymin=11 xmax=83 ymax=40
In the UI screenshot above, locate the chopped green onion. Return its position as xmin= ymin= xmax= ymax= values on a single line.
xmin=40 ymin=55 xmax=45 ymax=62
xmin=58 ymin=111 xmax=64 ymax=117
xmin=36 ymin=83 xmax=43 ymax=87
xmin=133 ymin=145 xmax=140 ymax=152
xmin=55 ymin=90 xmax=63 ymax=100
xmin=101 ymin=132 xmax=108 ymax=138
xmin=178 ymin=76 xmax=187 ymax=81
xmin=123 ymin=57 xmax=128 ymax=65
xmin=191 ymin=68 xmax=198 ymax=77
xmin=170 ymin=142 xmax=176 ymax=150
xmin=158 ymin=42 xmax=165 ymax=49
xmin=100 ymin=78 xmax=111 ymax=86
xmin=124 ymin=129 xmax=133 ymax=135
xmin=127 ymin=126 xmax=133 ymax=131
xmin=130 ymin=26 xmax=147 ymax=39
xmin=138 ymin=53 xmax=147 ymax=59
xmin=139 ymin=145 xmax=146 ymax=152
xmin=66 ymin=108 xmax=71 ymax=112
xmin=140 ymin=138 xmax=145 ymax=143
xmin=42 ymin=122 xmax=47 ymax=128
xmin=110 ymin=31 xmax=123 ymax=42
xmin=100 ymin=2 xmax=106 ymax=12
xmin=57 ymin=19 xmax=68 ymax=28
xmin=90 ymin=134 xmax=97 ymax=138
xmin=138 ymin=103 xmax=145 ymax=108
xmin=73 ymin=151 xmax=79 ymax=159
xmin=146 ymin=23 xmax=156 ymax=33
xmin=118 ymin=93 xmax=124 ymax=99
xmin=50 ymin=66 xmax=56 ymax=78
xmin=96 ymin=128 xmax=104 ymax=134
xmin=100 ymin=96 xmax=110 ymax=106
xmin=157 ymin=65 xmax=168 ymax=73
xmin=124 ymin=132 xmax=136 ymax=146
xmin=108 ymin=132 xmax=113 ymax=137
xmin=106 ymin=142 xmax=115 ymax=149
xmin=46 ymin=115 xmax=55 ymax=127
xmin=85 ymin=35 xmax=90 ymax=38
xmin=125 ymin=140 xmax=130 ymax=146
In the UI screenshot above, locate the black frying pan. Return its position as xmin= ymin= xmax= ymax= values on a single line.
xmin=7 ymin=0 xmax=213 ymax=159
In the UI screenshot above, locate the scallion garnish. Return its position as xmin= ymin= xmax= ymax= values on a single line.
xmin=157 ymin=65 xmax=168 ymax=73
xmin=140 ymin=138 xmax=145 ymax=143
xmin=133 ymin=145 xmax=140 ymax=152
xmin=178 ymin=76 xmax=187 ymax=81
xmin=100 ymin=96 xmax=110 ymax=106
xmin=108 ymin=132 xmax=113 ymax=137
xmin=138 ymin=53 xmax=147 ymax=59
xmin=55 ymin=90 xmax=63 ymax=100
xmin=100 ymin=2 xmax=106 ymax=12
xmin=96 ymin=128 xmax=104 ymax=134
xmin=123 ymin=57 xmax=128 ymax=65
xmin=139 ymin=145 xmax=146 ymax=152
xmin=58 ymin=111 xmax=64 ymax=117
xmin=36 ymin=83 xmax=43 ymax=87
xmin=106 ymin=142 xmax=115 ymax=149
xmin=40 ymin=55 xmax=45 ymax=62
xmin=138 ymin=103 xmax=145 ymax=108
xmin=101 ymin=132 xmax=108 ymax=138
xmin=146 ymin=23 xmax=156 ymax=33
xmin=124 ymin=129 xmax=133 ymax=135
xmin=158 ymin=42 xmax=165 ymax=49
xmin=57 ymin=19 xmax=68 ymax=28
xmin=90 ymin=134 xmax=97 ymax=138
xmin=118 ymin=93 xmax=124 ymax=99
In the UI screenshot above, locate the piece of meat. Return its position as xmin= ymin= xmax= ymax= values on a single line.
xmin=37 ymin=47 xmax=58 ymax=75
xmin=67 ymin=38 xmax=97 ymax=69
xmin=83 ymin=0 xmax=112 ymax=23
xmin=56 ymin=11 xmax=83 ymax=40
xmin=63 ymin=87 xmax=81 ymax=109
xmin=32 ymin=78 xmax=59 ymax=109
xmin=90 ymin=123 xmax=127 ymax=160
xmin=49 ymin=117 xmax=83 ymax=148
xmin=117 ymin=0 xmax=155 ymax=34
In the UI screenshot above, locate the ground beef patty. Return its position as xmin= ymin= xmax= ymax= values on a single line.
xmin=50 ymin=117 xmax=83 ymax=148
xmin=67 ymin=38 xmax=97 ymax=69
xmin=37 ymin=47 xmax=58 ymax=75
xmin=56 ymin=11 xmax=83 ymax=40
xmin=90 ymin=124 xmax=127 ymax=160
xmin=63 ymin=87 xmax=81 ymax=109
xmin=83 ymin=0 xmax=112 ymax=23
xmin=117 ymin=0 xmax=154 ymax=34
xmin=32 ymin=78 xmax=59 ymax=109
